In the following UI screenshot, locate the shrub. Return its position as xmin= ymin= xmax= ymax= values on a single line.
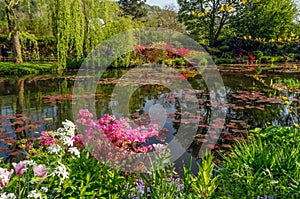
xmin=253 ymin=50 xmax=264 ymax=61
xmin=214 ymin=126 xmax=300 ymax=198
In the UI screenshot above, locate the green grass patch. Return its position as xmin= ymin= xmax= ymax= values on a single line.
xmin=0 ymin=62 xmax=57 ymax=75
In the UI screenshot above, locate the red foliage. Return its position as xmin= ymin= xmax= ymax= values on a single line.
xmin=247 ymin=52 xmax=256 ymax=61
xmin=176 ymin=48 xmax=191 ymax=57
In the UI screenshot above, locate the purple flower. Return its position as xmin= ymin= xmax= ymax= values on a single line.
xmin=33 ymin=164 xmax=47 ymax=179
xmin=12 ymin=161 xmax=27 ymax=175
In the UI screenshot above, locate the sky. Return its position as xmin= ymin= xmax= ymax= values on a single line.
xmin=146 ymin=0 xmax=178 ymax=8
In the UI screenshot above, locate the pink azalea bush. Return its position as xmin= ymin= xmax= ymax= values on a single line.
xmin=97 ymin=114 xmax=159 ymax=153
xmin=76 ymin=109 xmax=161 ymax=171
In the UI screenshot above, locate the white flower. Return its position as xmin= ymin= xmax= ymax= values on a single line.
xmin=68 ymin=147 xmax=80 ymax=158
xmin=47 ymin=144 xmax=62 ymax=154
xmin=60 ymin=135 xmax=74 ymax=147
xmin=51 ymin=130 xmax=60 ymax=138
xmin=41 ymin=187 xmax=48 ymax=193
xmin=50 ymin=162 xmax=69 ymax=185
xmin=0 ymin=192 xmax=16 ymax=199
xmin=62 ymin=120 xmax=75 ymax=136
xmin=24 ymin=160 xmax=37 ymax=167
xmin=27 ymin=190 xmax=41 ymax=198
xmin=152 ymin=143 xmax=168 ymax=157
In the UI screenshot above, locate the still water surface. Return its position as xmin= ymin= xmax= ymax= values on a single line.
xmin=0 ymin=67 xmax=299 ymax=168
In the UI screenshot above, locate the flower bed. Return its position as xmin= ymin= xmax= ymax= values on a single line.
xmin=0 ymin=110 xmax=299 ymax=198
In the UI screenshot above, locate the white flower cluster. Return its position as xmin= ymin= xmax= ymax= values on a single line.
xmin=62 ymin=119 xmax=76 ymax=137
xmin=68 ymin=147 xmax=80 ymax=158
xmin=48 ymin=120 xmax=80 ymax=159
xmin=27 ymin=190 xmax=41 ymax=198
xmin=49 ymin=162 xmax=69 ymax=185
xmin=0 ymin=193 xmax=16 ymax=199
xmin=47 ymin=144 xmax=62 ymax=155
xmin=24 ymin=160 xmax=37 ymax=167
xmin=41 ymin=187 xmax=48 ymax=193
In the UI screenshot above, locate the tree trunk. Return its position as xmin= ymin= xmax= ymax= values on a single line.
xmin=5 ymin=0 xmax=23 ymax=64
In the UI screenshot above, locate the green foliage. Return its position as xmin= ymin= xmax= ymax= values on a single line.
xmin=215 ymin=126 xmax=300 ymax=198
xmin=252 ymin=50 xmax=263 ymax=61
xmin=261 ymin=56 xmax=284 ymax=64
xmin=219 ymin=45 xmax=230 ymax=52
xmin=118 ymin=0 xmax=147 ymax=19
xmin=231 ymin=0 xmax=297 ymax=39
xmin=213 ymin=57 xmax=236 ymax=64
xmin=0 ymin=62 xmax=56 ymax=75
xmin=178 ymin=0 xmax=241 ymax=46
xmin=275 ymin=78 xmax=300 ymax=91
xmin=140 ymin=146 xmax=180 ymax=198
xmin=184 ymin=153 xmax=218 ymax=198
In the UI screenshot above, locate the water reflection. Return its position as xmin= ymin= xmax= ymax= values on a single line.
xmin=0 ymin=69 xmax=299 ymax=165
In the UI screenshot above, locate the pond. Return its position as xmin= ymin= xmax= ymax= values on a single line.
xmin=0 ymin=65 xmax=299 ymax=172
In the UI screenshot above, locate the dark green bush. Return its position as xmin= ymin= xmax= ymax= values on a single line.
xmin=253 ymin=50 xmax=264 ymax=61
xmin=66 ymin=58 xmax=85 ymax=69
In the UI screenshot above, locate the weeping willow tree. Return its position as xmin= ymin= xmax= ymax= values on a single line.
xmin=5 ymin=0 xmax=23 ymax=63
xmin=54 ymin=0 xmax=141 ymax=69
xmin=4 ymin=0 xmax=48 ymax=63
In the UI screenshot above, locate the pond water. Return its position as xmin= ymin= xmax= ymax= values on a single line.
xmin=0 ymin=65 xmax=299 ymax=171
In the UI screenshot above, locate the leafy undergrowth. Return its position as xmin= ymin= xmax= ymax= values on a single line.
xmin=0 ymin=62 xmax=57 ymax=75
xmin=0 ymin=110 xmax=299 ymax=198
xmin=214 ymin=126 xmax=300 ymax=198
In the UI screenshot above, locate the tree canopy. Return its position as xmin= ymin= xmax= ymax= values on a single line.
xmin=231 ymin=0 xmax=298 ymax=39
xmin=118 ymin=0 xmax=147 ymax=19
xmin=178 ymin=0 xmax=298 ymax=46
xmin=178 ymin=0 xmax=241 ymax=46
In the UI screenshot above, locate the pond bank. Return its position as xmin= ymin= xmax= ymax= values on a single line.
xmin=0 ymin=62 xmax=57 ymax=76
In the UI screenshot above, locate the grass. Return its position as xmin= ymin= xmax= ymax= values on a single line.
xmin=214 ymin=126 xmax=300 ymax=198
xmin=0 ymin=62 xmax=57 ymax=75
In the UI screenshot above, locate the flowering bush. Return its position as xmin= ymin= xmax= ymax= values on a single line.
xmin=76 ymin=109 xmax=160 ymax=172
xmin=0 ymin=111 xmax=165 ymax=198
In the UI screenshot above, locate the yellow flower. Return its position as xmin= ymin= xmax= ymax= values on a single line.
xmin=191 ymin=10 xmax=196 ymax=16
xmin=242 ymin=0 xmax=247 ymax=5
xmin=225 ymin=4 xmax=231 ymax=12
xmin=220 ymin=5 xmax=225 ymax=12
xmin=291 ymin=32 xmax=296 ymax=37
xmin=269 ymin=38 xmax=275 ymax=43
xmin=243 ymin=35 xmax=247 ymax=40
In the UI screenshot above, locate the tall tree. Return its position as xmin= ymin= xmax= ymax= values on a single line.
xmin=54 ymin=0 xmax=138 ymax=69
xmin=231 ymin=0 xmax=297 ymax=39
xmin=178 ymin=0 xmax=241 ymax=46
xmin=145 ymin=4 xmax=186 ymax=32
xmin=118 ymin=0 xmax=147 ymax=19
xmin=5 ymin=0 xmax=23 ymax=63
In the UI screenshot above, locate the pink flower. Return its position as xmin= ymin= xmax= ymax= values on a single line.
xmin=26 ymin=142 xmax=32 ymax=149
xmin=177 ymin=48 xmax=191 ymax=57
xmin=72 ymin=134 xmax=84 ymax=148
xmin=40 ymin=131 xmax=55 ymax=146
xmin=33 ymin=164 xmax=47 ymax=179
xmin=0 ymin=168 xmax=13 ymax=187
xmin=12 ymin=161 xmax=27 ymax=175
